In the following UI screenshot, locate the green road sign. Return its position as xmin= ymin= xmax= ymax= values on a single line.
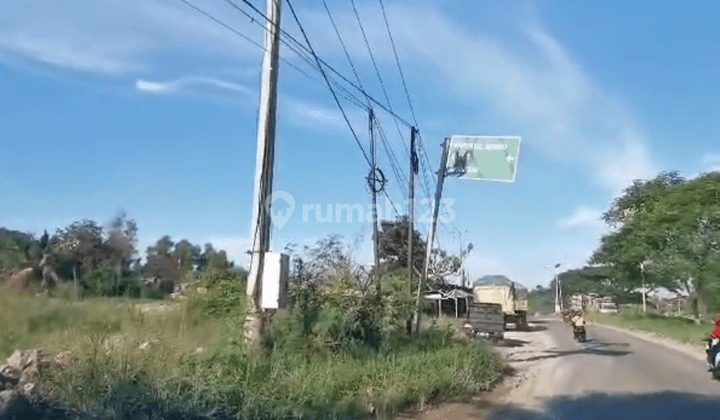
xmin=446 ymin=136 xmax=521 ymax=182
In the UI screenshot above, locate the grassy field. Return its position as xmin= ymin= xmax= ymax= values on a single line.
xmin=586 ymin=310 xmax=713 ymax=348
xmin=1 ymin=283 xmax=504 ymax=419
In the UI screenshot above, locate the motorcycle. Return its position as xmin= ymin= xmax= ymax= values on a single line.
xmin=706 ymin=338 xmax=720 ymax=379
xmin=573 ymin=325 xmax=586 ymax=342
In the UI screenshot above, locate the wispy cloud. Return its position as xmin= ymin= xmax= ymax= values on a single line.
xmin=0 ymin=35 xmax=145 ymax=75
xmin=0 ymin=0 xmax=261 ymax=76
xmin=135 ymin=76 xmax=251 ymax=96
xmin=557 ymin=206 xmax=606 ymax=233
xmin=282 ymin=97 xmax=365 ymax=132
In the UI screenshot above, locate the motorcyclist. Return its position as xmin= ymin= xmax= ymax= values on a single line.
xmin=707 ymin=315 xmax=720 ymax=366
xmin=571 ymin=311 xmax=585 ymax=329
xmin=711 ymin=315 xmax=720 ymax=340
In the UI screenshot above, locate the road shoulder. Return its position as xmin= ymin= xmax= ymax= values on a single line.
xmin=400 ymin=317 xmax=562 ymax=420
xmin=588 ymin=321 xmax=706 ymax=362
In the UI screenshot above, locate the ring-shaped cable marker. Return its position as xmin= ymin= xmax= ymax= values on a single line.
xmin=366 ymin=168 xmax=387 ymax=194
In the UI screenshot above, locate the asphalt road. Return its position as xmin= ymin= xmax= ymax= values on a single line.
xmin=487 ymin=316 xmax=720 ymax=419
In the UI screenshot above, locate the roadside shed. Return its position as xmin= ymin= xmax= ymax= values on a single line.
xmin=423 ymin=289 xmax=472 ymax=318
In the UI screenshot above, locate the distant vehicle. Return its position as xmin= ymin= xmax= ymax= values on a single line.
xmin=598 ymin=302 xmax=618 ymax=313
xmin=472 ymin=275 xmax=528 ymax=328
xmin=464 ymin=302 xmax=504 ymax=343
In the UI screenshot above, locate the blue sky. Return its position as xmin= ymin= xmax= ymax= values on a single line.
xmin=1 ymin=0 xmax=719 ymax=289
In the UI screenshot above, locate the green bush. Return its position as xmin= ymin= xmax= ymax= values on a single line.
xmin=199 ymin=270 xmax=248 ymax=319
xmin=79 ymin=268 xmax=142 ymax=298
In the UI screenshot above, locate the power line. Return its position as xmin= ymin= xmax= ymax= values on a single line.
xmin=349 ymin=0 xmax=408 ymax=155
xmin=233 ymin=0 xmax=415 ymax=128
xmin=375 ymin=120 xmax=407 ymax=197
xmin=284 ymin=0 xmax=422 ymax=225
xmin=348 ymin=0 xmax=435 ymax=224
xmin=232 ymin=0 xmax=430 ymax=209
xmin=377 ymin=0 xmax=418 ymax=126
xmin=284 ymin=0 xmax=371 ymax=167
xmin=382 ymin=190 xmax=401 ymax=218
xmin=222 ymin=0 xmax=376 ymax=112
xmin=179 ymin=0 xmax=369 ymax=111
xmin=195 ymin=0 xmax=406 ymax=218
xmin=376 ymin=121 xmax=433 ymax=232
xmin=321 ymin=0 xmax=369 ymax=108
xmin=374 ymin=0 xmax=435 ymax=202
xmin=188 ymin=0 xmax=429 ymax=229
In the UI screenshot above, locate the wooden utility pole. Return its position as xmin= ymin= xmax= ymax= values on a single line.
xmin=406 ymin=127 xmax=417 ymax=334
xmin=370 ymin=110 xmax=381 ymax=300
xmin=415 ymin=139 xmax=450 ymax=333
xmin=247 ymin=0 xmax=282 ymax=342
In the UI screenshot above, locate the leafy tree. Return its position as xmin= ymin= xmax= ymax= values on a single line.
xmin=195 ymin=243 xmax=232 ymax=272
xmin=591 ymin=171 xmax=687 ymax=307
xmin=602 ymin=171 xmax=685 ymax=228
xmin=638 ymin=173 xmax=720 ymax=318
xmin=172 ymin=239 xmax=201 ymax=273
xmin=593 ymin=172 xmax=720 ymax=320
xmin=50 ymin=219 xmax=105 ymax=281
xmin=377 ymin=217 xmax=464 ymax=288
xmin=557 ymin=265 xmax=639 ymax=303
xmin=106 ymin=211 xmax=139 ymax=276
xmin=286 ymin=234 xmax=367 ymax=291
xmin=379 ymin=216 xmax=426 ymax=273
xmin=144 ymin=236 xmax=219 ymax=286
xmin=0 ymin=228 xmax=42 ymax=274
xmin=144 ymin=235 xmax=180 ymax=284
xmin=207 ymin=250 xmax=232 ymax=271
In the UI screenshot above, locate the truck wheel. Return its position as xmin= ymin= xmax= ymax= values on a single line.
xmin=518 ymin=315 xmax=527 ymax=328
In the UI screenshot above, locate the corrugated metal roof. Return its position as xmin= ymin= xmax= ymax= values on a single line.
xmin=473 ymin=275 xmax=514 ymax=287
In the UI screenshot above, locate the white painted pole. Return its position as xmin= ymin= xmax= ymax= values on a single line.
xmin=247 ymin=0 xmax=282 ymax=342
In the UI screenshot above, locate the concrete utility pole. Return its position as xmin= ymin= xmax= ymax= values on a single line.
xmin=641 ymin=261 xmax=647 ymax=314
xmin=369 ymin=110 xmax=381 ymax=300
xmin=415 ymin=139 xmax=450 ymax=333
xmin=554 ymin=264 xmax=561 ymax=313
xmin=406 ymin=127 xmax=417 ymax=334
xmin=247 ymin=0 xmax=282 ymax=342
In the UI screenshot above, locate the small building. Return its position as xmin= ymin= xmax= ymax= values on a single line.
xmin=423 ymin=288 xmax=472 ymax=318
xmin=571 ymin=293 xmax=617 ymax=312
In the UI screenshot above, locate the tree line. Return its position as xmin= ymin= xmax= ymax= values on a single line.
xmin=552 ymin=171 xmax=720 ymax=320
xmin=1 ymin=212 xmax=467 ymax=302
xmin=0 ymin=211 xmax=236 ymax=297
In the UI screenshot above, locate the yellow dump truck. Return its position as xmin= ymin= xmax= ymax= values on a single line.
xmin=472 ymin=275 xmax=528 ymax=328
xmin=514 ymin=286 xmax=529 ymax=327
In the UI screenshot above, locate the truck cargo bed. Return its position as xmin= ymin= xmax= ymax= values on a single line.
xmin=465 ymin=302 xmax=504 ymax=340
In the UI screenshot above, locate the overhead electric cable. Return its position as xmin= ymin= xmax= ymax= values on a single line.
xmin=284 ymin=0 xmax=371 ymax=167
xmin=233 ymin=0 xmax=415 ymax=128
xmin=179 ymin=0 xmax=368 ymax=110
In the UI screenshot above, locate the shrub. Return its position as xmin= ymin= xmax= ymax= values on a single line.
xmin=80 ymin=268 xmax=145 ymax=298
xmin=199 ymin=269 xmax=248 ymax=319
